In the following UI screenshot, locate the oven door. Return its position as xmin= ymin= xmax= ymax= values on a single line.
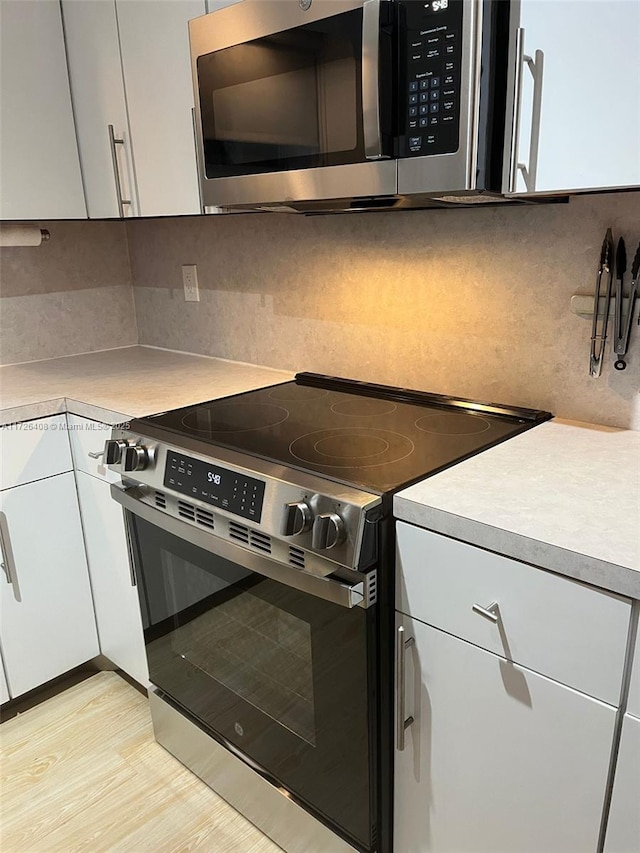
xmin=189 ymin=0 xmax=397 ymax=209
xmin=118 ymin=491 xmax=377 ymax=852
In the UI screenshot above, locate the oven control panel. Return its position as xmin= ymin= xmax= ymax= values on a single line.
xmin=164 ymin=450 xmax=266 ymax=522
xmin=400 ymin=0 xmax=463 ymax=157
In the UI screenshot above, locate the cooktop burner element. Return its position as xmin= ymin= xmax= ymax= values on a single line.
xmin=290 ymin=428 xmax=415 ymax=469
xmin=147 ymin=374 xmax=552 ymax=494
xmin=415 ymin=412 xmax=492 ymax=435
xmin=181 ymin=402 xmax=289 ymax=434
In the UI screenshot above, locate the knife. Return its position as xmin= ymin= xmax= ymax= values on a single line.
xmin=613 ymin=240 xmax=639 ymax=371
xmin=589 ymin=229 xmax=615 ymax=377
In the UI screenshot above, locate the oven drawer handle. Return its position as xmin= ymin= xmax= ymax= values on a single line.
xmin=110 ymin=484 xmax=369 ymax=609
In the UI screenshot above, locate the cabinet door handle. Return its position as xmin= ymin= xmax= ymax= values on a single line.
xmin=108 ymin=125 xmax=133 ymax=217
xmin=510 ymin=28 xmax=544 ymax=192
xmin=472 ymin=601 xmax=500 ymax=623
xmin=0 ymin=511 xmax=20 ymax=602
xmin=87 ymin=450 xmax=104 ymax=459
xmin=396 ymin=625 xmax=415 ymax=751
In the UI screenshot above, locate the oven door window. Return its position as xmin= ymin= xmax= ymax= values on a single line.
xmin=197 ymin=10 xmax=364 ymax=178
xmin=130 ymin=512 xmax=374 ymax=850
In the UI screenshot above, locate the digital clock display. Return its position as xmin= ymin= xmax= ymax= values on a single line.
xmin=164 ymin=450 xmax=265 ymax=521
xmin=428 ymin=0 xmax=448 ymax=10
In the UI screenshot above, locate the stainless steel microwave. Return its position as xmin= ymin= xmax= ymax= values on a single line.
xmin=189 ymin=0 xmax=520 ymax=212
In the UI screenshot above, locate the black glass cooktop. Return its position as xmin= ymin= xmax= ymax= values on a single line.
xmin=144 ymin=374 xmax=552 ymax=494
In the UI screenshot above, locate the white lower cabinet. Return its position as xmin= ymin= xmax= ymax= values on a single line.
xmin=604 ymin=713 xmax=640 ymax=853
xmin=0 ymin=473 xmax=99 ymax=698
xmin=394 ymin=613 xmax=618 ymax=853
xmin=0 ymin=652 xmax=10 ymax=704
xmin=75 ymin=471 xmax=148 ymax=686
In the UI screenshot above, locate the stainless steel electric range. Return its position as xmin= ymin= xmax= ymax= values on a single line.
xmin=106 ymin=373 xmax=551 ymax=853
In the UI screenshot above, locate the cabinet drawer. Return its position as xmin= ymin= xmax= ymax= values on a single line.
xmin=626 ymin=628 xmax=640 ymax=719
xmin=0 ymin=415 xmax=72 ymax=489
xmin=396 ymin=522 xmax=631 ymax=705
xmin=67 ymin=415 xmax=119 ymax=484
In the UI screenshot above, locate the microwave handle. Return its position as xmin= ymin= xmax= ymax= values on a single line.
xmin=362 ymin=0 xmax=386 ymax=160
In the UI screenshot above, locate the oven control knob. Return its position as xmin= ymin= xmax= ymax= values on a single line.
xmin=283 ymin=501 xmax=313 ymax=537
xmin=312 ymin=513 xmax=346 ymax=551
xmin=123 ymin=444 xmax=148 ymax=472
xmin=104 ymin=439 xmax=128 ymax=465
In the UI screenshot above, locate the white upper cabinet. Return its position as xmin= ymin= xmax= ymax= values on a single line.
xmin=0 ymin=0 xmax=86 ymax=220
xmin=116 ymin=0 xmax=205 ymax=217
xmin=508 ymin=0 xmax=640 ymax=194
xmin=61 ymin=0 xmax=138 ymax=218
xmin=62 ymin=0 xmax=205 ymax=219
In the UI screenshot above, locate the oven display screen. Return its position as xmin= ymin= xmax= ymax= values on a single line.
xmin=164 ymin=451 xmax=265 ymax=522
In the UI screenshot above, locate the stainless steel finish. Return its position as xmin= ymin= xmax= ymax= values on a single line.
xmin=191 ymin=107 xmax=204 ymax=214
xmin=283 ymin=501 xmax=313 ymax=537
xmin=112 ymin=485 xmax=370 ymax=609
xmin=0 ymin=511 xmax=20 ymax=601
xmin=589 ymin=230 xmax=615 ymax=378
xmin=312 ymin=513 xmax=346 ymax=551
xmin=121 ymin=507 xmax=137 ymax=587
xmin=108 ymin=423 xmax=381 ymax=571
xmin=104 ymin=438 xmax=128 ymax=466
xmin=189 ymin=0 xmax=397 ymax=209
xmin=123 ymin=444 xmax=148 ymax=472
xmin=397 ymin=0 xmax=482 ymax=196
xmin=396 ymin=624 xmax=414 ymax=751
xmin=472 ymin=601 xmax=500 ymax=623
xmin=108 ymin=124 xmax=132 ymax=217
xmin=200 ymin=162 xmax=397 ymax=210
xmin=87 ymin=450 xmax=104 ymax=459
xmin=515 ymin=47 xmax=544 ymax=192
xmin=362 ymin=0 xmax=386 ymax=160
xmin=149 ymin=690 xmax=358 ymax=853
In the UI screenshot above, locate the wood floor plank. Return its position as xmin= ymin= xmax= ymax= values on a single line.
xmin=0 ymin=672 xmax=282 ymax=853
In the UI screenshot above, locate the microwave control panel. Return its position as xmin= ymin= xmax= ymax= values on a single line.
xmin=400 ymin=0 xmax=463 ymax=157
xmin=164 ymin=450 xmax=266 ymax=522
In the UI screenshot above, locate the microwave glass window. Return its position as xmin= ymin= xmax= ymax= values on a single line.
xmin=197 ymin=10 xmax=364 ymax=178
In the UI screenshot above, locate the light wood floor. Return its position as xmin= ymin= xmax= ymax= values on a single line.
xmin=0 ymin=672 xmax=283 ymax=853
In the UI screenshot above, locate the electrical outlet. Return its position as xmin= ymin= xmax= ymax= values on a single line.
xmin=182 ymin=264 xmax=200 ymax=302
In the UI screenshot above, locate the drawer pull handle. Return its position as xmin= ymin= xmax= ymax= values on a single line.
xmin=472 ymin=601 xmax=500 ymax=623
xmin=396 ymin=625 xmax=415 ymax=751
xmin=88 ymin=450 xmax=104 ymax=459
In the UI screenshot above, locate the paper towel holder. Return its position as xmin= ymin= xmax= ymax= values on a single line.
xmin=0 ymin=227 xmax=50 ymax=247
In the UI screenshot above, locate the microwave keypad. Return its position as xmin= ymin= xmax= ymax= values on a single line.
xmin=402 ymin=0 xmax=463 ymax=156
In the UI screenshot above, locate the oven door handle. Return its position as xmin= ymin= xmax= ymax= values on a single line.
xmin=110 ymin=484 xmax=369 ymax=609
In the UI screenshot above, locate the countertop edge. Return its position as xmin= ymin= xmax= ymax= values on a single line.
xmin=393 ymin=497 xmax=640 ymax=600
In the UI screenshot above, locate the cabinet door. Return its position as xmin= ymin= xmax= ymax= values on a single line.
xmin=508 ymin=1 xmax=640 ymax=194
xmin=75 ymin=471 xmax=148 ymax=686
xmin=61 ymin=0 xmax=138 ymax=218
xmin=0 ymin=474 xmax=99 ymax=698
xmin=0 ymin=0 xmax=86 ymax=219
xmin=0 ymin=651 xmax=10 ymax=703
xmin=394 ymin=613 xmax=617 ymax=853
xmin=116 ymin=0 xmax=205 ymax=217
xmin=604 ymin=713 xmax=640 ymax=853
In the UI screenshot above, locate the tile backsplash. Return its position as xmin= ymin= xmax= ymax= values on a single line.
xmin=127 ymin=191 xmax=640 ymax=429
xmin=0 ymin=220 xmax=136 ymax=363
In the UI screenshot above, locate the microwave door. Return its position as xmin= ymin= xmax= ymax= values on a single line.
xmin=397 ymin=0 xmax=498 ymax=200
xmin=189 ymin=0 xmax=396 ymax=209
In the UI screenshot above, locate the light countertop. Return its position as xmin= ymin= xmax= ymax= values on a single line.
xmin=0 ymin=346 xmax=293 ymax=425
xmin=394 ymin=419 xmax=640 ymax=599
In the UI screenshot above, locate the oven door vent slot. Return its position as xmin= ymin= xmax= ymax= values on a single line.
xmin=196 ymin=508 xmax=214 ymax=529
xmin=229 ymin=521 xmax=249 ymax=544
xmin=249 ymin=531 xmax=272 ymax=554
xmin=155 ymin=491 xmax=167 ymax=509
xmin=178 ymin=500 xmax=196 ymax=521
xmin=289 ymin=546 xmax=306 ymax=569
